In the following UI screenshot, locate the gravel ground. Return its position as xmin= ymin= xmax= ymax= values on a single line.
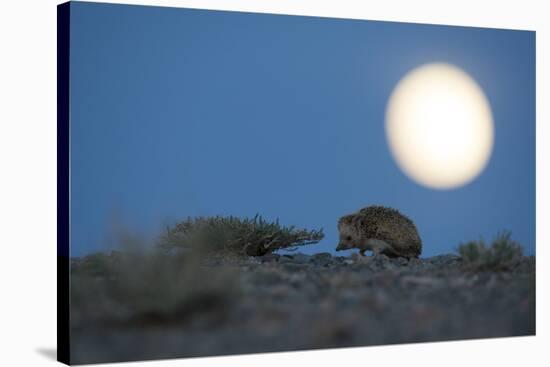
xmin=70 ymin=252 xmax=535 ymax=364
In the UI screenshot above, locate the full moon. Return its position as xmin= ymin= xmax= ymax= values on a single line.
xmin=386 ymin=63 xmax=494 ymax=189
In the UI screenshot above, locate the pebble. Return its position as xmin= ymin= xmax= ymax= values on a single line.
xmin=291 ymin=253 xmax=312 ymax=264
xmin=312 ymin=252 xmax=333 ymax=266
xmin=400 ymin=275 xmax=442 ymax=287
xmin=394 ymin=257 xmax=409 ymax=266
xmin=260 ymin=253 xmax=280 ymax=263
xmin=282 ymin=262 xmax=309 ymax=273
xmin=278 ymin=255 xmax=294 ymax=264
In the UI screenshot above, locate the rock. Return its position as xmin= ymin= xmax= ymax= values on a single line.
xmin=282 ymin=262 xmax=309 ymax=273
xmin=401 ymin=275 xmax=442 ymax=287
xmin=337 ymin=290 xmax=360 ymax=308
xmin=350 ymin=253 xmax=362 ymax=262
xmin=260 ymin=253 xmax=280 ymax=263
xmin=393 ymin=257 xmax=409 ymax=266
xmin=373 ymin=254 xmax=390 ymax=262
xmin=407 ymin=257 xmax=429 ymax=270
xmin=312 ymin=252 xmax=333 ymax=266
xmin=291 ymin=253 xmax=312 ymax=264
xmin=202 ymin=258 xmax=222 ymax=266
xmin=429 ymin=254 xmax=461 ymax=266
xmin=245 ymin=257 xmax=262 ymax=265
xmin=313 ymin=252 xmax=332 ymax=260
xmin=351 ymin=254 xmax=398 ymax=271
xmin=350 ymin=262 xmax=375 ymax=274
xmin=278 ymin=255 xmax=294 ymax=264
xmin=369 ymin=254 xmax=390 ymax=269
xmin=249 ymin=269 xmax=283 ymax=286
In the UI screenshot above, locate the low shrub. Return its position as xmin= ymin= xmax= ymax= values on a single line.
xmin=157 ymin=214 xmax=324 ymax=257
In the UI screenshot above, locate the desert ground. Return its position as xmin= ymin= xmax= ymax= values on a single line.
xmin=69 ymin=250 xmax=535 ymax=364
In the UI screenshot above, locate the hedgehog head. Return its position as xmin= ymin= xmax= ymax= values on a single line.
xmin=336 ymin=216 xmax=361 ymax=251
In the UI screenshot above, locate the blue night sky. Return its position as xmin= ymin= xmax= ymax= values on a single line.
xmin=69 ymin=1 xmax=535 ymax=257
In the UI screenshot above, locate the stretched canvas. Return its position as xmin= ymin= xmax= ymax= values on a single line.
xmin=57 ymin=1 xmax=536 ymax=365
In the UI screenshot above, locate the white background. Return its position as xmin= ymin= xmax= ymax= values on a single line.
xmin=0 ymin=0 xmax=548 ymax=365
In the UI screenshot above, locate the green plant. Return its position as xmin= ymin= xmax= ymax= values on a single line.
xmin=157 ymin=214 xmax=324 ymax=257
xmin=457 ymin=231 xmax=523 ymax=271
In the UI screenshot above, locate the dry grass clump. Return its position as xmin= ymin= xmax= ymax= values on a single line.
xmin=71 ymin=250 xmax=239 ymax=329
xmin=458 ymin=231 xmax=524 ymax=271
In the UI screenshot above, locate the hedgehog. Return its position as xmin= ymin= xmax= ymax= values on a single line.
xmin=336 ymin=205 xmax=422 ymax=258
